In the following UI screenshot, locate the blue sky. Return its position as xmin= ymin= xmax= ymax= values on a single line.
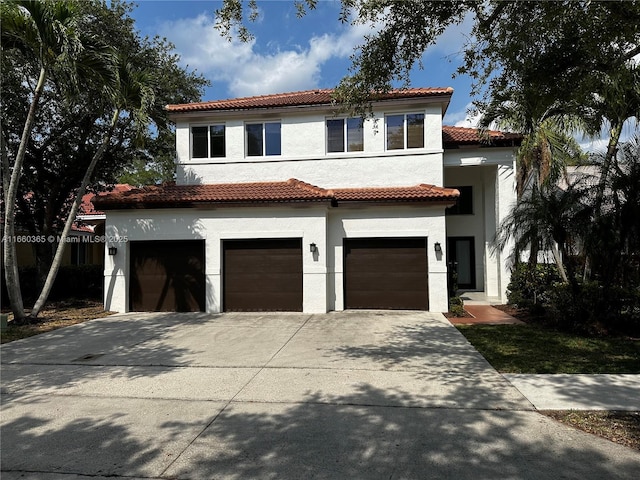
xmin=130 ymin=0 xmax=477 ymax=127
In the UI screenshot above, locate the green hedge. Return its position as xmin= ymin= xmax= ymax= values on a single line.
xmin=507 ymin=263 xmax=640 ymax=335
xmin=545 ymin=282 xmax=640 ymax=335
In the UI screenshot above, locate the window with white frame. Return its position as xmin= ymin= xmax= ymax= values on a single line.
xmin=327 ymin=118 xmax=364 ymax=153
xmin=246 ymin=122 xmax=281 ymax=156
xmin=386 ymin=113 xmax=425 ymax=150
xmin=191 ymin=125 xmax=225 ymax=158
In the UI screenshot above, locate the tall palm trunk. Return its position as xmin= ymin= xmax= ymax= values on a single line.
xmin=582 ymin=120 xmax=623 ymax=282
xmin=595 ymin=120 xmax=623 ymax=211
xmin=3 ymin=67 xmax=46 ymax=321
xmin=30 ymin=108 xmax=120 ymax=318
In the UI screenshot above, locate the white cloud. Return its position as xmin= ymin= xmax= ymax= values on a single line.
xmin=159 ymin=13 xmax=368 ymax=98
xmin=445 ymin=102 xmax=482 ymax=128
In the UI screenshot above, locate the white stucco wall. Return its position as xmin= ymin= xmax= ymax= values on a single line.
xmin=443 ymin=148 xmax=517 ymax=301
xmin=103 ymin=203 xmax=450 ymax=314
xmin=443 ymin=165 xmax=488 ymax=292
xmin=174 ymin=105 xmax=444 ymax=188
xmin=177 ymin=153 xmax=444 ymax=188
xmin=104 ymin=206 xmax=329 ymax=314
xmin=327 ymin=205 xmax=449 ymax=312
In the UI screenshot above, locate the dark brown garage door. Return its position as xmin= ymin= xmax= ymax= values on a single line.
xmin=129 ymin=240 xmax=205 ymax=312
xmin=223 ymin=239 xmax=303 ymax=312
xmin=344 ymin=238 xmax=429 ymax=310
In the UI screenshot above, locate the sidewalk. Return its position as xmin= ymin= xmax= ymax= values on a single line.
xmin=447 ymin=308 xmax=640 ymax=411
xmin=504 ymin=374 xmax=640 ymax=411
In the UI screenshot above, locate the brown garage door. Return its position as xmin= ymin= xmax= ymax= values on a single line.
xmin=344 ymin=238 xmax=429 ymax=310
xmin=129 ymin=240 xmax=205 ymax=312
xmin=223 ymin=238 xmax=303 ymax=312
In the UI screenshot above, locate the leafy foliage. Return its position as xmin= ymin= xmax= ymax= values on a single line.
xmin=1 ymin=0 xmax=207 ymax=283
xmin=506 ymin=263 xmax=562 ymax=310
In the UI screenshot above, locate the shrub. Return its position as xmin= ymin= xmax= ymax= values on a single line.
xmin=449 ymin=296 xmax=465 ymax=317
xmin=545 ymin=282 xmax=640 ymax=336
xmin=507 ymin=263 xmax=562 ymax=309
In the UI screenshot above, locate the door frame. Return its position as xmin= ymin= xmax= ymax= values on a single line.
xmin=447 ymin=236 xmax=476 ymax=290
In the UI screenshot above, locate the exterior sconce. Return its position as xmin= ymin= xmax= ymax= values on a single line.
xmin=434 ymin=242 xmax=442 ymax=254
xmin=108 ymin=246 xmax=118 ymax=256
xmin=309 ymin=243 xmax=318 ymax=253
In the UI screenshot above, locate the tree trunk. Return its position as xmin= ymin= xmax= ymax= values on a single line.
xmin=595 ymin=120 xmax=622 ymax=211
xmin=29 ymin=108 xmax=120 ymax=318
xmin=3 ymin=67 xmax=47 ymax=322
xmin=585 ymin=120 xmax=622 ymax=286
xmin=550 ymin=242 xmax=569 ymax=283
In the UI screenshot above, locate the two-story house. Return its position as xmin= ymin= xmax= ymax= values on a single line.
xmin=94 ymin=88 xmax=520 ymax=314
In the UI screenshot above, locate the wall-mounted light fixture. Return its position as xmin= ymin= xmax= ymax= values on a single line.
xmin=108 ymin=246 xmax=118 ymax=256
xmin=309 ymin=243 xmax=318 ymax=253
xmin=434 ymin=242 xmax=442 ymax=254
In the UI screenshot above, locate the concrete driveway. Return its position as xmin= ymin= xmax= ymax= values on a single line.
xmin=1 ymin=311 xmax=639 ymax=479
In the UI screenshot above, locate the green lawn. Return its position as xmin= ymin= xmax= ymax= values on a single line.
xmin=456 ymin=324 xmax=640 ymax=374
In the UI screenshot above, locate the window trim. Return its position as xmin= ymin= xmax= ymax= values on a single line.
xmin=190 ymin=124 xmax=226 ymax=159
xmin=326 ymin=117 xmax=364 ymax=153
xmin=385 ymin=112 xmax=425 ymax=151
xmin=245 ymin=121 xmax=282 ymax=157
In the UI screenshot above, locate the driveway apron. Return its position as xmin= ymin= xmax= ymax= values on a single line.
xmin=1 ymin=311 xmax=639 ymax=479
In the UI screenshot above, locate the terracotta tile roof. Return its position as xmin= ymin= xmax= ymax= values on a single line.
xmin=442 ymin=126 xmax=522 ymax=147
xmin=330 ymin=184 xmax=459 ymax=202
xmin=93 ymin=179 xmax=459 ymax=210
xmin=93 ymin=179 xmax=332 ymax=209
xmin=167 ymin=88 xmax=454 ymax=113
xmin=80 ymin=184 xmax=134 ymax=215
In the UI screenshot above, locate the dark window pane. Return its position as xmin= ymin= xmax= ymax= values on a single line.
xmin=445 ymin=186 xmax=473 ymax=215
xmin=246 ymin=123 xmax=263 ymax=156
xmin=407 ymin=113 xmax=424 ymax=148
xmin=210 ymin=125 xmax=225 ymax=157
xmin=327 ymin=119 xmax=344 ymax=152
xmin=386 ymin=115 xmax=404 ymax=150
xmin=265 ymin=122 xmax=281 ymax=156
xmin=346 ymin=118 xmax=363 ymax=152
xmin=192 ymin=126 xmax=208 ymax=158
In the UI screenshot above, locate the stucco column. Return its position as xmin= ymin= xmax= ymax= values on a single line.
xmin=495 ymin=161 xmax=517 ymax=302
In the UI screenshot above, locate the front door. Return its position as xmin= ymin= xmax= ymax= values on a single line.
xmin=447 ymin=237 xmax=476 ymax=290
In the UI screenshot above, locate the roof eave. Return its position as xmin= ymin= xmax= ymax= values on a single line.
xmin=167 ymin=93 xmax=453 ymax=119
xmin=95 ymin=198 xmax=334 ymax=210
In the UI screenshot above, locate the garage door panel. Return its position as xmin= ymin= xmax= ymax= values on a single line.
xmin=224 ymin=239 xmax=303 ymax=312
xmin=347 ymin=291 xmax=427 ymax=309
xmin=344 ymin=238 xmax=428 ymax=310
xmin=224 ymin=292 xmax=302 ymax=312
xmin=225 ymin=257 xmax=302 ymax=274
xmin=225 ymin=273 xmax=304 ymax=293
xmin=130 ymin=240 xmax=205 ymax=312
xmin=345 ymin=259 xmax=427 ymax=274
xmin=347 ymin=274 xmax=427 ymax=291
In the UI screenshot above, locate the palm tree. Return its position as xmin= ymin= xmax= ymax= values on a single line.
xmin=481 ymin=92 xmax=586 ymax=266
xmin=585 ymin=135 xmax=640 ymax=288
xmin=481 ymin=92 xmax=586 ymax=197
xmin=30 ymin=56 xmax=154 ymax=318
xmin=1 ymin=0 xmax=117 ymax=321
xmin=494 ymin=181 xmax=592 ymax=289
xmin=1 ymin=0 xmax=84 ymax=320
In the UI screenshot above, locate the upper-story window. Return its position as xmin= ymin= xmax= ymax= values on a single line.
xmin=191 ymin=125 xmax=225 ymax=158
xmin=445 ymin=186 xmax=473 ymax=215
xmin=246 ymin=122 xmax=281 ymax=156
xmin=386 ymin=113 xmax=425 ymax=150
xmin=327 ymin=118 xmax=364 ymax=153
